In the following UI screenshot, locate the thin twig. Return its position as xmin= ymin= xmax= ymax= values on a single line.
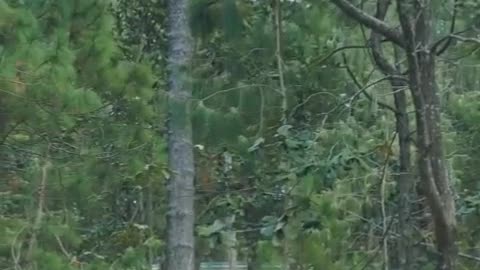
xmin=11 ymin=226 xmax=26 ymax=270
xmin=449 ymin=34 xmax=480 ymax=45
xmin=379 ymin=133 xmax=397 ymax=270
xmin=432 ymin=0 xmax=458 ymax=55
xmin=199 ymin=84 xmax=274 ymax=102
xmin=54 ymin=234 xmax=72 ymax=259
xmin=341 ymin=54 xmax=398 ymax=113
xmin=307 ymin=45 xmax=369 ymax=68
xmin=26 ymin=157 xmax=52 ymax=265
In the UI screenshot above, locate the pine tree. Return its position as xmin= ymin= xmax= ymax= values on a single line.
xmin=165 ymin=0 xmax=196 ymax=269
xmin=0 ymin=1 xmax=161 ymax=269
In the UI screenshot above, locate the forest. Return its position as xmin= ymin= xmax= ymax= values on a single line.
xmin=1 ymin=0 xmax=480 ymax=269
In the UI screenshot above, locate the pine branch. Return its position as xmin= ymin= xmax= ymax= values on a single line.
xmin=329 ymin=0 xmax=405 ymax=47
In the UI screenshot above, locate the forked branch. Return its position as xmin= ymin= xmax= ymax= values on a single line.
xmin=329 ymin=0 xmax=405 ymax=47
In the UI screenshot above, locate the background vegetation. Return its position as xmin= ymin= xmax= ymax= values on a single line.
xmin=1 ymin=0 xmax=479 ymax=269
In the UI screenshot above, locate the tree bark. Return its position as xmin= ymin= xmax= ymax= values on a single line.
xmin=391 ymin=75 xmax=413 ymax=269
xmin=396 ymin=1 xmax=457 ymax=269
xmin=165 ymin=0 xmax=196 ymax=270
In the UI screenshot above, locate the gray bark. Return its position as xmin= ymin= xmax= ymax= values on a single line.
xmin=165 ymin=0 xmax=195 ymax=270
xmin=370 ymin=1 xmax=412 ymax=268
xmin=396 ymin=1 xmax=457 ymax=268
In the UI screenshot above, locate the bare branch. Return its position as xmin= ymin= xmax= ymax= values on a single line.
xmin=329 ymin=0 xmax=405 ymax=47
xmin=323 ymin=75 xmax=405 ymax=117
xmin=341 ymin=54 xmax=398 ymax=113
xmin=431 ymin=28 xmax=471 ymax=52
xmin=432 ymin=0 xmax=459 ymax=55
xmin=307 ymin=45 xmax=368 ymax=68
xmin=449 ymin=34 xmax=480 ymax=45
xmin=199 ymin=84 xmax=274 ymax=102
xmin=288 ymin=90 xmax=337 ymax=120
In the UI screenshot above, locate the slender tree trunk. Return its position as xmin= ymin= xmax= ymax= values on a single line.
xmin=165 ymin=0 xmax=195 ymax=269
xmin=273 ymin=2 xmax=293 ymax=268
xmin=227 ymin=233 xmax=238 ymax=270
xmin=396 ymin=1 xmax=457 ymax=269
xmin=369 ymin=2 xmax=412 ymax=266
xmin=273 ymin=0 xmax=287 ymax=125
xmin=392 ymin=75 xmax=413 ymax=269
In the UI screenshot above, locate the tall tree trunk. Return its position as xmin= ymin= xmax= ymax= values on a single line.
xmin=391 ymin=74 xmax=413 ymax=269
xmin=396 ymin=1 xmax=457 ymax=269
xmin=273 ymin=1 xmax=293 ymax=268
xmin=369 ymin=2 xmax=412 ymax=268
xmin=165 ymin=0 xmax=195 ymax=269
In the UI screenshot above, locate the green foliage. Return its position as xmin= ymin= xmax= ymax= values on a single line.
xmin=0 ymin=0 xmax=165 ymax=269
xmin=190 ymin=0 xmax=247 ymax=42
xmin=2 ymin=0 xmax=480 ymax=269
